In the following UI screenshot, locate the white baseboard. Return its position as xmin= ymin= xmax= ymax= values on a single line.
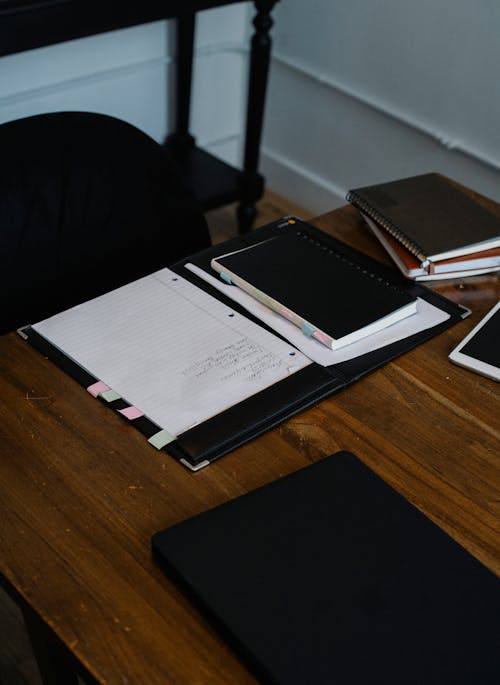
xmin=261 ymin=58 xmax=500 ymax=214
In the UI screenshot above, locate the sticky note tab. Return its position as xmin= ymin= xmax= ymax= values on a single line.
xmin=254 ymin=289 xmax=268 ymax=304
xmin=87 ymin=381 xmax=110 ymax=397
xmin=148 ymin=429 xmax=176 ymax=449
xmin=301 ymin=322 xmax=315 ymax=337
xmin=99 ymin=389 xmax=121 ymax=402
xmin=220 ymin=272 xmax=233 ymax=284
xmin=118 ymin=406 xmax=144 ymax=420
xmin=313 ymin=330 xmax=331 ymax=346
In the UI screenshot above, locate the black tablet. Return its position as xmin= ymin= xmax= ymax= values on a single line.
xmin=449 ymin=300 xmax=500 ymax=381
xmin=153 ymin=452 xmax=500 ymax=685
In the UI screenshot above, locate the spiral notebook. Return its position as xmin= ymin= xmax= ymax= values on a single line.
xmin=211 ymin=230 xmax=418 ymax=350
xmin=347 ymin=173 xmax=500 ymax=273
xmin=153 ymin=451 xmax=500 ymax=684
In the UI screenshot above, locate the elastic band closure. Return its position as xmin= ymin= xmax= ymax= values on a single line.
xmin=118 ymin=406 xmax=144 ymax=420
xmin=148 ymin=429 xmax=176 ymax=449
xmin=87 ymin=381 xmax=110 ymax=397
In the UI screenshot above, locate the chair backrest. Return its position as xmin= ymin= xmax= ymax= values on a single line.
xmin=0 ymin=111 xmax=211 ymax=333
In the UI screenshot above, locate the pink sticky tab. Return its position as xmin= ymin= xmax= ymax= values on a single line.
xmin=118 ymin=406 xmax=144 ymax=420
xmin=87 ymin=381 xmax=110 ymax=398
xmin=313 ymin=330 xmax=330 ymax=345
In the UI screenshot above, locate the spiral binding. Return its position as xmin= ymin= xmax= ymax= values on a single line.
xmin=294 ymin=228 xmax=409 ymax=296
xmin=346 ymin=190 xmax=428 ymax=264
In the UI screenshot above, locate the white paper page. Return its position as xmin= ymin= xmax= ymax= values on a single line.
xmin=33 ymin=269 xmax=310 ymax=436
xmin=185 ymin=263 xmax=450 ymax=366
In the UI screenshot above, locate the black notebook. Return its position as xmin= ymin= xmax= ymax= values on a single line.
xmin=153 ymin=451 xmax=500 ymax=685
xmin=347 ymin=173 xmax=500 ymax=265
xmin=211 ymin=230 xmax=417 ymax=350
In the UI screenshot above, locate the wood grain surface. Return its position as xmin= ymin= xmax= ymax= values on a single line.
xmin=0 ymin=196 xmax=499 ymax=684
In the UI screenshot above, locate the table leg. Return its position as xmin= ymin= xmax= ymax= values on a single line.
xmin=165 ymin=13 xmax=196 ymax=150
xmin=237 ymin=0 xmax=279 ymax=233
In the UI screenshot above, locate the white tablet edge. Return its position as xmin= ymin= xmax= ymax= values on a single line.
xmin=449 ymin=300 xmax=500 ymax=381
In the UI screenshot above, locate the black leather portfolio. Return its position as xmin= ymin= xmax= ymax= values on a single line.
xmin=152 ymin=451 xmax=500 ymax=685
xmin=21 ymin=218 xmax=467 ymax=470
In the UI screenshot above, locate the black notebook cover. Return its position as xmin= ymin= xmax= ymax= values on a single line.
xmin=153 ymin=451 xmax=500 ymax=685
xmin=347 ymin=173 xmax=500 ymax=262
xmin=213 ymin=230 xmax=416 ymax=344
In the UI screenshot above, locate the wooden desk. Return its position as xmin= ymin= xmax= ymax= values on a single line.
xmin=0 ymin=0 xmax=280 ymax=232
xmin=1 ymin=201 xmax=499 ymax=684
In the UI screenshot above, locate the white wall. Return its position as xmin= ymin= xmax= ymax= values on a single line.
xmin=262 ymin=0 xmax=500 ymax=213
xmin=3 ymin=1 xmax=498 ymax=218
xmin=0 ymin=4 xmax=251 ymax=167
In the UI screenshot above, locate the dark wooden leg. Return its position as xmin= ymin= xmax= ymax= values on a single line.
xmin=237 ymin=0 xmax=278 ymax=233
xmin=22 ymin=605 xmax=79 ymax=685
xmin=165 ymin=13 xmax=196 ymax=150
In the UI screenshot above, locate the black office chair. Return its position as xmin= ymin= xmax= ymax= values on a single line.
xmin=0 ymin=111 xmax=211 ymax=333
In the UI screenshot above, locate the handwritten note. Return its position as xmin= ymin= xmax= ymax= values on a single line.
xmin=33 ymin=268 xmax=310 ymax=436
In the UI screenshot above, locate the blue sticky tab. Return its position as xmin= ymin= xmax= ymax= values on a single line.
xmin=301 ymin=322 xmax=315 ymax=337
xmin=220 ymin=272 xmax=233 ymax=284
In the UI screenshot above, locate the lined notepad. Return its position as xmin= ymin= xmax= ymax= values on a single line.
xmin=33 ymin=269 xmax=310 ymax=437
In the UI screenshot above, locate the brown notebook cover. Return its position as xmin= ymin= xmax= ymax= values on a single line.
xmin=347 ymin=173 xmax=500 ymax=266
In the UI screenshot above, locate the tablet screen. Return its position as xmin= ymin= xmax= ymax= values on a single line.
xmin=460 ymin=306 xmax=500 ymax=367
xmin=449 ymin=301 xmax=500 ymax=381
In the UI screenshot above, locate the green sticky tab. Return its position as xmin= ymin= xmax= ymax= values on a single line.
xmin=148 ymin=429 xmax=176 ymax=449
xmin=301 ymin=322 xmax=315 ymax=337
xmin=99 ymin=389 xmax=121 ymax=402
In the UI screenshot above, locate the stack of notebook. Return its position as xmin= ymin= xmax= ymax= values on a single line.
xmin=347 ymin=173 xmax=500 ymax=280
